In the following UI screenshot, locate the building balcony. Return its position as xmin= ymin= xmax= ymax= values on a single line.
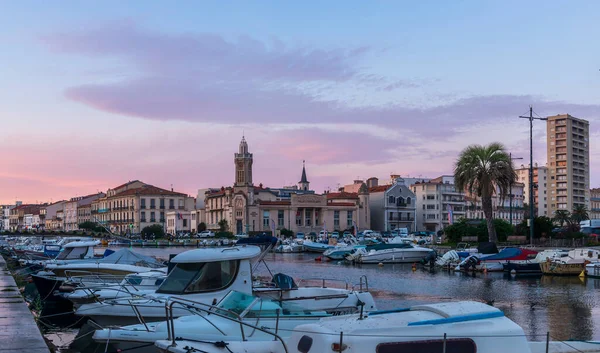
xmin=160 ymin=218 xmax=166 ymax=222
xmin=178 ymin=206 xmax=185 ymax=210
xmin=150 ymin=205 xmax=156 ymax=209
xmin=150 ymin=218 xmax=156 ymax=222
xmin=141 ymin=205 xmax=146 ymax=209
xmin=160 ymin=205 xmax=165 ymax=209
xmin=98 ymin=208 xmax=110 ymax=213
xmin=141 ymin=219 xmax=147 ymax=223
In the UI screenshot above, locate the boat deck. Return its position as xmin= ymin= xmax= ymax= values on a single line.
xmin=0 ymin=256 xmax=50 ymax=353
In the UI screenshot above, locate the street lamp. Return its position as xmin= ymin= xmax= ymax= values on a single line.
xmin=509 ymin=153 xmax=523 ymax=226
xmin=519 ymin=106 xmax=547 ymax=246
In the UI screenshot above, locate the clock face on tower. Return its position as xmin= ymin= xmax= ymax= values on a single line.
xmin=236 ymin=160 xmax=244 ymax=168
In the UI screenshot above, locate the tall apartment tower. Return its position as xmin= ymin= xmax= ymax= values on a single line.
xmin=546 ymin=114 xmax=590 ymax=216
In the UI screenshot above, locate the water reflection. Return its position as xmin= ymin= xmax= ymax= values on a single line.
xmin=116 ymin=247 xmax=600 ymax=340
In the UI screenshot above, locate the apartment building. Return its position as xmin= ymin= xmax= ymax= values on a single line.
xmin=41 ymin=201 xmax=66 ymax=230
xmin=591 ymin=188 xmax=600 ymax=219
xmin=411 ymin=176 xmax=466 ymax=232
xmin=64 ymin=193 xmax=105 ymax=231
xmin=546 ymin=114 xmax=590 ymax=216
xmin=368 ymin=177 xmax=417 ymax=232
xmin=515 ymin=164 xmax=548 ymax=217
xmin=465 ymin=183 xmax=525 ymax=225
xmin=93 ymin=181 xmax=194 ymax=235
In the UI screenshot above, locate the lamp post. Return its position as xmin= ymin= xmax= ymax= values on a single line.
xmin=519 ymin=107 xmax=547 ymax=245
xmin=509 ymin=153 xmax=523 ymax=226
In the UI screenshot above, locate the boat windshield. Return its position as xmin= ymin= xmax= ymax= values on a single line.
xmin=156 ymin=260 xmax=239 ymax=294
xmin=56 ymin=246 xmax=89 ymax=260
xmin=214 ymin=291 xmax=330 ymax=319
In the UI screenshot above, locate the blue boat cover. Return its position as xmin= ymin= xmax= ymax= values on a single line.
xmin=482 ymin=248 xmax=522 ymax=261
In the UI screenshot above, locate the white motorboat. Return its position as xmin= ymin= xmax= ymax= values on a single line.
xmin=75 ymin=246 xmax=376 ymax=327
xmin=352 ymin=243 xmax=435 ymax=264
xmin=59 ymin=270 xmax=167 ymax=308
xmin=302 ymin=240 xmax=334 ymax=253
xmin=32 ymin=247 xmax=166 ymax=302
xmin=155 ymin=300 xmax=600 ymax=353
xmin=93 ymin=290 xmax=331 ymax=353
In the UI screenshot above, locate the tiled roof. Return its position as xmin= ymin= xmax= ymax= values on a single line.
xmin=112 ymin=180 xmax=142 ymax=190
xmin=111 ymin=185 xmax=186 ymax=198
xmin=369 ymin=185 xmax=392 ymax=193
xmin=326 ymin=192 xmax=359 ymax=200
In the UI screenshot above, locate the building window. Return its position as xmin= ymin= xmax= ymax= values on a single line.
xmin=334 ymin=210 xmax=340 ymax=229
xmin=406 ymin=197 xmax=411 ymax=205
xmin=169 ymin=199 xmax=174 ymax=209
xmin=427 ymin=204 xmax=435 ymax=209
xmin=183 ymin=219 xmax=187 ymax=227
xmin=160 ymin=199 xmax=165 ymax=209
xmin=396 ymin=197 xmax=405 ymax=206
xmin=278 ymin=210 xmax=284 ymax=227
xmin=347 ymin=211 xmax=353 ymax=227
xmin=427 ymin=195 xmax=435 ymax=200
xmin=388 ymin=196 xmax=396 ymax=205
xmin=150 ymin=212 xmax=156 ymax=222
xmin=160 ymin=212 xmax=165 ymax=222
xmin=150 ymin=199 xmax=156 ymax=209
xmin=141 ymin=199 xmax=146 ymax=209
xmin=296 ymin=210 xmax=302 ymax=226
xmin=141 ymin=211 xmax=146 ymax=222
xmin=263 ymin=211 xmax=270 ymax=229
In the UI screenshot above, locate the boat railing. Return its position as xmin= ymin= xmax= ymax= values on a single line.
xmin=353 ymin=275 xmax=369 ymax=292
xmin=163 ymin=296 xmax=289 ymax=353
xmin=296 ymin=277 xmax=350 ymax=290
xmin=63 ymin=270 xmax=126 ymax=286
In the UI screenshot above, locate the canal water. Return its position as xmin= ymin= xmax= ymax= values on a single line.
xmin=46 ymin=246 xmax=600 ymax=351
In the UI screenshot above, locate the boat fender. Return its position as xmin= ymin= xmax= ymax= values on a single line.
xmin=412 ymin=263 xmax=417 ymax=271
xmin=378 ymin=262 xmax=384 ymax=267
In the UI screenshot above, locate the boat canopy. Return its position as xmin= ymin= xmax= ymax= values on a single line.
xmin=171 ymin=246 xmax=261 ymax=263
xmin=63 ymin=240 xmax=100 ymax=248
xmin=97 ymin=248 xmax=164 ymax=268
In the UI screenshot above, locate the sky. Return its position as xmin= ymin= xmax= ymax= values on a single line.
xmin=2 ymin=1 xmax=600 ymax=204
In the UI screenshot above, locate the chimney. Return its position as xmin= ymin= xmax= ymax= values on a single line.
xmin=366 ymin=177 xmax=378 ymax=188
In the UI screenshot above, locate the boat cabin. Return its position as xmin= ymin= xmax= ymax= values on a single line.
xmin=55 ymin=240 xmax=99 ymax=261
xmin=287 ymin=301 xmax=532 ymax=353
xmin=155 ymin=246 xmax=260 ymax=296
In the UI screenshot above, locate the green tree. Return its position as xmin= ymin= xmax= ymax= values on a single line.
xmin=141 ymin=224 xmax=165 ymax=238
xmin=454 ymin=143 xmax=515 ymax=243
xmin=78 ymin=221 xmax=97 ymax=231
xmin=218 ymin=219 xmax=229 ymax=232
xmin=198 ymin=222 xmax=207 ymax=232
xmin=517 ymin=216 xmax=554 ymax=239
xmin=553 ymin=210 xmax=571 ymax=227
xmin=571 ymin=205 xmax=589 ymax=224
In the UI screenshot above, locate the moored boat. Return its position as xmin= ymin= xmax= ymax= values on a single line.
xmin=155 ymin=300 xmax=600 ymax=353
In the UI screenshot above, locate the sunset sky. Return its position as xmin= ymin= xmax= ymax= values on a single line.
xmin=2 ymin=1 xmax=600 ymax=204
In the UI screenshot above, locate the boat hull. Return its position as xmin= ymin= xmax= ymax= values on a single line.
xmin=503 ymin=262 xmax=541 ymax=274
xmin=358 ymin=249 xmax=433 ymax=263
xmin=540 ymin=261 xmax=585 ymax=276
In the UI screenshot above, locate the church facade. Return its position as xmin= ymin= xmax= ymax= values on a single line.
xmin=204 ymin=138 xmax=370 ymax=235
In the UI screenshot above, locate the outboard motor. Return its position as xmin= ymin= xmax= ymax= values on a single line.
xmin=420 ymin=251 xmax=437 ymax=266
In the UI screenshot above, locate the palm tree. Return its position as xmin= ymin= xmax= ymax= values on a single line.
xmin=454 ymin=143 xmax=515 ymax=243
xmin=571 ymin=205 xmax=589 ymax=224
xmin=553 ymin=210 xmax=571 ymax=227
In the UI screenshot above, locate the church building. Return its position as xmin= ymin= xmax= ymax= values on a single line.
xmin=204 ymin=137 xmax=370 ymax=235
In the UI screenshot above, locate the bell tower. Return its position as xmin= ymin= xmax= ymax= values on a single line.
xmin=235 ymin=136 xmax=253 ymax=187
xmin=298 ymin=160 xmax=310 ymax=191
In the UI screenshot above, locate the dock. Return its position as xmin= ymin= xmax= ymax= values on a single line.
xmin=0 ymin=256 xmax=49 ymax=353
